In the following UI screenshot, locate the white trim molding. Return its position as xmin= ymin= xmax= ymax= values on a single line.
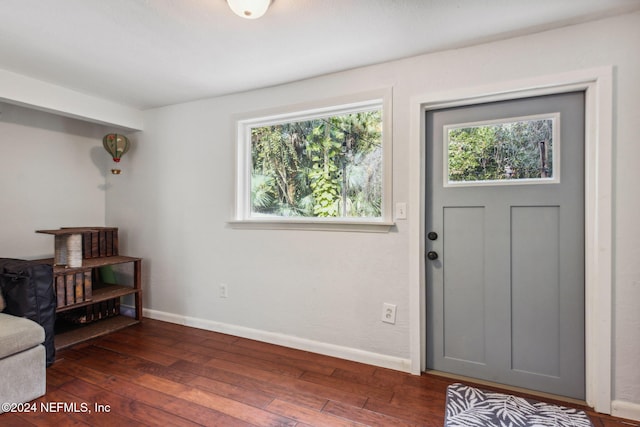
xmin=231 ymin=88 xmax=393 ymax=231
xmin=0 ymin=68 xmax=144 ymax=131
xmin=144 ymin=308 xmax=412 ymax=373
xmin=408 ymin=66 xmax=613 ymax=414
xmin=612 ymin=400 xmax=640 ymax=422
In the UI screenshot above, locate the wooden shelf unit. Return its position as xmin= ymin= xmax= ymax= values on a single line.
xmin=36 ymin=255 xmax=142 ymax=350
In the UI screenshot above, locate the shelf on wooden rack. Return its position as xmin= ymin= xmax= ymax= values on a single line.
xmin=55 ymin=283 xmax=140 ymax=313
xmin=36 ymin=255 xmax=142 ymax=272
xmin=55 ymin=315 xmax=140 ymax=350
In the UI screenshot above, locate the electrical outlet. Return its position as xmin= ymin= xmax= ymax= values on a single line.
xmin=382 ymin=303 xmax=397 ymax=324
xmin=220 ymin=283 xmax=228 ymax=298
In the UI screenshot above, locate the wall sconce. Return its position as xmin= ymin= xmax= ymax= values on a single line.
xmin=227 ymin=0 xmax=272 ymax=19
xmin=102 ymin=133 xmax=130 ymax=175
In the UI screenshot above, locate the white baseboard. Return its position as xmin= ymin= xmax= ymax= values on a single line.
xmin=143 ymin=308 xmax=412 ymax=373
xmin=612 ymin=400 xmax=640 ymax=422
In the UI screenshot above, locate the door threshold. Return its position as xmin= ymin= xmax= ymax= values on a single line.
xmin=425 ymin=370 xmax=589 ymax=409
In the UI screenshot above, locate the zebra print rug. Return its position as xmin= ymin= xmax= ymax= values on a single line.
xmin=444 ymin=383 xmax=593 ymax=427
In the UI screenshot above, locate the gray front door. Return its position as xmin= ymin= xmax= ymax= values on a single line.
xmin=425 ymin=92 xmax=585 ymax=399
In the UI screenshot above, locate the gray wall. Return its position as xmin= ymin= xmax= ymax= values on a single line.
xmin=0 ymin=103 xmax=110 ymax=258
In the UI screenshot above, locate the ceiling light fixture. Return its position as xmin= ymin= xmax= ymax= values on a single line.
xmin=227 ymin=0 xmax=271 ymax=19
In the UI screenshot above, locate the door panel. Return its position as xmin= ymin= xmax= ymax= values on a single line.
xmin=443 ymin=207 xmax=486 ymax=364
xmin=425 ymin=92 xmax=585 ymax=399
xmin=511 ymin=205 xmax=560 ymax=377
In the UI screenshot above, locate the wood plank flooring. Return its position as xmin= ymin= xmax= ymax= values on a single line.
xmin=3 ymin=318 xmax=638 ymax=426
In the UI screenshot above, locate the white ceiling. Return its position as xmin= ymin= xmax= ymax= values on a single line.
xmin=1 ymin=0 xmax=638 ymax=110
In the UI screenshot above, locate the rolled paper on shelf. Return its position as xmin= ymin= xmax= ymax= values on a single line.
xmin=66 ymin=234 xmax=83 ymax=268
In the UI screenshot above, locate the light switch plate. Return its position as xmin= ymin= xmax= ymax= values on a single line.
xmin=395 ymin=202 xmax=407 ymax=220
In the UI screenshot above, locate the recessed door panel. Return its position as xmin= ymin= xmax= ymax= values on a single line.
xmin=511 ymin=205 xmax=560 ymax=377
xmin=443 ymin=206 xmax=486 ymax=364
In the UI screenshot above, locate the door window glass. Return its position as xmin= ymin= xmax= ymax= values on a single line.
xmin=444 ymin=113 xmax=559 ymax=186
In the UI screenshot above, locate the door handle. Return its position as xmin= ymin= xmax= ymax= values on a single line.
xmin=427 ymin=251 xmax=438 ymax=260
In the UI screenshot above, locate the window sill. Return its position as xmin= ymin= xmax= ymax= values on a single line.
xmin=227 ymin=219 xmax=395 ymax=233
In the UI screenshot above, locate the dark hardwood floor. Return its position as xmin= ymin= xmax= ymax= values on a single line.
xmin=3 ymin=318 xmax=638 ymax=426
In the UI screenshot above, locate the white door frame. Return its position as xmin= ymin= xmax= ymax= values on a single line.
xmin=408 ymin=66 xmax=613 ymax=414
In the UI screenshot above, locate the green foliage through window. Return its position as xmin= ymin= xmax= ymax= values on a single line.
xmin=447 ymin=116 xmax=555 ymax=183
xmin=250 ymin=110 xmax=382 ymax=218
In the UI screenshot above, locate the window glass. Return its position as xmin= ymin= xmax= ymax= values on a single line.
xmin=445 ymin=113 xmax=559 ymax=186
xmin=251 ymin=109 xmax=382 ymax=218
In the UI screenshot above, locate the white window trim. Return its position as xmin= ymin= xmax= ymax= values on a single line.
xmin=229 ymin=88 xmax=394 ymax=232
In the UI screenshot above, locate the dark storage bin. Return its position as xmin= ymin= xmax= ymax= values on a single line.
xmin=0 ymin=258 xmax=56 ymax=366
